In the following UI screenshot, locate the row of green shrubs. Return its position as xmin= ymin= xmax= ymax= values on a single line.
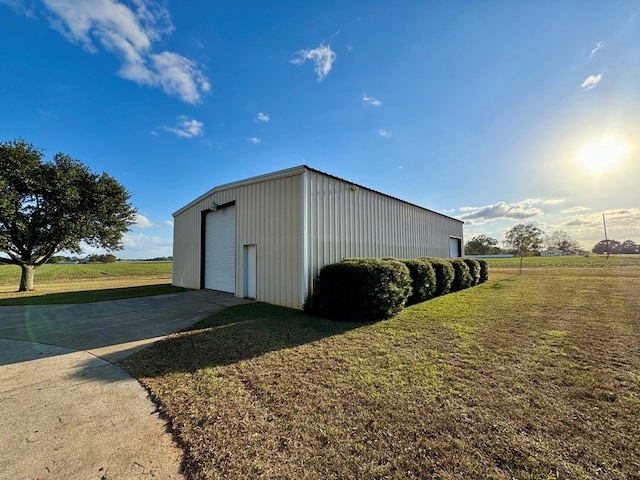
xmin=304 ymin=257 xmax=489 ymax=322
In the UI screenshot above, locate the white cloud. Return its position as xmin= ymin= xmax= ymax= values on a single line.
xmin=291 ymin=43 xmax=336 ymax=81
xmin=581 ymin=74 xmax=602 ymax=90
xmin=562 ymin=206 xmax=590 ymax=214
xmin=133 ymin=214 xmax=154 ymax=228
xmin=559 ymin=208 xmax=640 ymax=244
xmin=362 ymin=94 xmax=381 ymax=106
xmin=120 ymin=232 xmax=173 ymax=258
xmin=378 ymin=129 xmax=392 ymax=137
xmin=164 ymin=220 xmax=174 ymax=228
xmin=147 ymin=51 xmax=210 ymax=104
xmin=164 ymin=115 xmax=204 ymax=138
xmin=255 ymin=112 xmax=270 ymax=123
xmin=590 ymin=41 xmax=605 ymax=57
xmin=247 ymin=137 xmax=261 ymax=144
xmin=25 ymin=0 xmax=210 ymax=103
xmin=459 ymin=200 xmax=544 ymax=222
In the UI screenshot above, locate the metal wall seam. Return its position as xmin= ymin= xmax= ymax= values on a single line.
xmin=301 ymin=169 xmax=309 ymax=307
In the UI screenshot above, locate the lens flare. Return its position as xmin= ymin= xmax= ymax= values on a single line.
xmin=574 ymin=136 xmax=630 ymax=174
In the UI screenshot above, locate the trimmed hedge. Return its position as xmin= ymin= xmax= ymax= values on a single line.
xmin=450 ymin=258 xmax=473 ymax=291
xmin=477 ymin=258 xmax=489 ymax=283
xmin=462 ymin=258 xmax=481 ymax=286
xmin=305 ymin=258 xmax=412 ymax=321
xmin=305 ymin=256 xmax=490 ymax=321
xmin=422 ymin=258 xmax=454 ymax=296
xmin=402 ymin=259 xmax=437 ymax=305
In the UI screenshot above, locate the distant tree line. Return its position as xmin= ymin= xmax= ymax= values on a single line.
xmin=46 ymin=254 xmax=118 ymax=263
xmin=592 ymin=239 xmax=640 ymax=254
xmin=465 ymin=228 xmax=582 ymax=256
xmin=466 ymin=228 xmax=639 ymax=257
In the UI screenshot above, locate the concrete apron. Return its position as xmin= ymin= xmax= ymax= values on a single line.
xmin=0 ymin=290 xmax=252 ymax=480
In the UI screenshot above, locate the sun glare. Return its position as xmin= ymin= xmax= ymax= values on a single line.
xmin=574 ymin=136 xmax=631 ymax=174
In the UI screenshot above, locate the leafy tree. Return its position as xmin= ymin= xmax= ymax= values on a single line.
xmin=87 ymin=253 xmax=118 ymax=263
xmin=592 ymin=239 xmax=621 ymax=255
xmin=0 ymin=139 xmax=136 ymax=291
xmin=464 ymin=235 xmax=500 ymax=255
xmin=545 ymin=230 xmax=581 ymax=253
xmin=504 ymin=223 xmax=544 ymax=274
xmin=619 ymin=240 xmax=640 ymax=254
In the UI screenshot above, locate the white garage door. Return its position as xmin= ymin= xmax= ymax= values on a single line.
xmin=204 ymin=205 xmax=236 ymax=293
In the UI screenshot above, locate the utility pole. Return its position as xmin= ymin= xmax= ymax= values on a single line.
xmin=602 ymin=213 xmax=609 ymax=258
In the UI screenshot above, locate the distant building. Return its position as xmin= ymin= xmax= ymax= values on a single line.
xmin=172 ymin=166 xmax=464 ymax=309
xmin=541 ymin=249 xmax=568 ymax=257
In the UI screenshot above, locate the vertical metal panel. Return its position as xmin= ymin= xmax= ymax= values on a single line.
xmin=174 ymin=166 xmax=463 ymax=309
xmin=172 ymin=170 xmax=303 ymax=309
xmin=305 ymin=170 xmax=464 ymax=298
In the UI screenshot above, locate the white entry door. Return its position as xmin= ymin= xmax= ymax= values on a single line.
xmin=449 ymin=237 xmax=461 ymax=257
xmin=204 ymin=205 xmax=236 ymax=293
xmin=243 ymin=244 xmax=257 ymax=299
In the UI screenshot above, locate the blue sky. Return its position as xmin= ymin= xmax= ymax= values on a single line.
xmin=1 ymin=0 xmax=639 ymax=258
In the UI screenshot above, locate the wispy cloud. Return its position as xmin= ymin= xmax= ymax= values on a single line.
xmin=291 ymin=43 xmax=336 ymax=81
xmin=133 ymin=214 xmax=174 ymax=229
xmin=362 ymin=94 xmax=381 ymax=106
xmin=164 ymin=116 xmax=204 ymax=138
xmin=560 ymin=208 xmax=640 ymax=240
xmin=562 ymin=206 xmax=590 ymax=214
xmin=581 ymin=74 xmax=602 ymax=90
xmin=590 ymin=41 xmax=605 ymax=57
xmin=378 ymin=129 xmax=392 ymax=138
xmin=247 ymin=137 xmax=261 ymax=144
xmin=255 ymin=112 xmax=270 ymax=123
xmin=0 ymin=0 xmax=35 ymax=16
xmin=459 ymin=200 xmax=543 ymax=222
xmin=17 ymin=0 xmax=210 ymax=103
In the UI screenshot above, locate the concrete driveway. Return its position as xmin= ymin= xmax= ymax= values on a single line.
xmin=0 ymin=290 xmax=251 ymax=480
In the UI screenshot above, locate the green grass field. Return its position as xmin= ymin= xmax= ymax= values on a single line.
xmin=0 ymin=261 xmax=173 ymax=283
xmin=121 ymin=264 xmax=640 ymax=480
xmin=484 ymin=254 xmax=640 ymax=268
xmin=0 ymin=262 xmax=177 ymax=304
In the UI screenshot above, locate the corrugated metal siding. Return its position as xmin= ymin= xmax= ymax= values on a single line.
xmin=305 ymin=170 xmax=464 ymax=297
xmin=174 ymin=166 xmax=463 ymax=309
xmin=172 ymin=206 xmax=201 ymax=289
xmin=173 ymin=172 xmax=303 ymax=309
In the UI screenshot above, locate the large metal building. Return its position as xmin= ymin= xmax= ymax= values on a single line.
xmin=172 ymin=165 xmax=464 ymax=309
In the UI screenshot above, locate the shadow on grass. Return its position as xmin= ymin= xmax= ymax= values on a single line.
xmin=120 ymin=303 xmax=362 ymax=377
xmin=0 ymin=284 xmax=187 ymax=306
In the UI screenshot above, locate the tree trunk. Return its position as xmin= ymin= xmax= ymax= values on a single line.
xmin=19 ymin=264 xmax=35 ymax=291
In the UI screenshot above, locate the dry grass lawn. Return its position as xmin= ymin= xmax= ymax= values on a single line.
xmin=122 ymin=266 xmax=640 ymax=480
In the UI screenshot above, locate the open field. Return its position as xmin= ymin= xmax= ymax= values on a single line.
xmin=0 ymin=262 xmax=178 ymax=304
xmin=122 ymin=266 xmax=640 ymax=480
xmin=484 ymin=254 xmax=640 ymax=269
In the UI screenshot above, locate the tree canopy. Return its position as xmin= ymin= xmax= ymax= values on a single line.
xmin=464 ymin=235 xmax=500 ymax=255
xmin=545 ymin=230 xmax=581 ymax=253
xmin=0 ymin=138 xmax=137 ymax=290
xmin=592 ymin=239 xmax=639 ymax=255
xmin=504 ymin=223 xmax=545 ymax=273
